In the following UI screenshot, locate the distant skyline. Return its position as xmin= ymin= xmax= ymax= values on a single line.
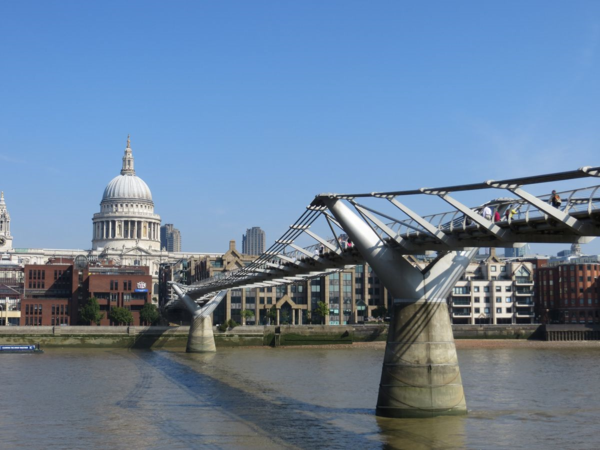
xmin=1 ymin=1 xmax=599 ymax=256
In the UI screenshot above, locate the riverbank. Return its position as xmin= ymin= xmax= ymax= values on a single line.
xmin=267 ymin=340 xmax=600 ymax=350
xmin=0 ymin=324 xmax=598 ymax=349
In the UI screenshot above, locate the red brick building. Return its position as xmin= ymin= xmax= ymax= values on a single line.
xmin=83 ymin=265 xmax=152 ymax=325
xmin=20 ymin=259 xmax=152 ymax=326
xmin=22 ymin=259 xmax=77 ymax=326
xmin=538 ymin=262 xmax=600 ymax=324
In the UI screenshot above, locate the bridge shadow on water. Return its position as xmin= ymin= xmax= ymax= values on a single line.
xmin=118 ymin=350 xmax=466 ymax=449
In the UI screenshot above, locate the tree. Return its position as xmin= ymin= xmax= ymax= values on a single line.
xmin=240 ymin=309 xmax=255 ymax=325
xmin=80 ymin=297 xmax=104 ymax=325
xmin=108 ymin=307 xmax=134 ymax=325
xmin=372 ymin=305 xmax=388 ymax=320
xmin=266 ymin=306 xmax=277 ymax=325
xmin=139 ymin=303 xmax=160 ymax=325
xmin=314 ymin=301 xmax=330 ymax=325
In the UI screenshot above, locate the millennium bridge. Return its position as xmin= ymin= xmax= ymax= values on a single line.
xmin=170 ymin=165 xmax=600 ymax=418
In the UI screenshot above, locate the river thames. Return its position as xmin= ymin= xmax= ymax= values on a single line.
xmin=1 ymin=344 xmax=599 ymax=449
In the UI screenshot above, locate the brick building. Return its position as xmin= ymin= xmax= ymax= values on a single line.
xmin=19 ymin=259 xmax=152 ymax=326
xmin=84 ymin=265 xmax=152 ymax=325
xmin=538 ymin=262 xmax=600 ymax=324
xmin=22 ymin=259 xmax=77 ymax=326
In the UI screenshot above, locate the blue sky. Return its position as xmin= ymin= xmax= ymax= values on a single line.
xmin=1 ymin=1 xmax=599 ymax=255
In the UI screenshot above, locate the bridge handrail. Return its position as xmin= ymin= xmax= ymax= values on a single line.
xmin=387 ymin=186 xmax=600 ymax=238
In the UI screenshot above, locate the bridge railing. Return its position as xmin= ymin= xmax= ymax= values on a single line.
xmin=384 ymin=185 xmax=600 ymax=239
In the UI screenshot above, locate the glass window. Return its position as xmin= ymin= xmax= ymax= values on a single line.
xmin=491 ymin=266 xmax=497 ymax=272
xmin=496 ymin=308 xmax=502 ymax=313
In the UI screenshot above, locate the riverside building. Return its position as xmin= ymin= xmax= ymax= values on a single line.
xmin=447 ymin=255 xmax=536 ymax=325
xmin=538 ymin=260 xmax=600 ymax=324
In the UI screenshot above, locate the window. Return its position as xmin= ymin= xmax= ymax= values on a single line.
xmin=484 ymin=307 xmax=490 ymax=314
xmin=496 ymin=308 xmax=502 ymax=313
xmin=507 ymin=307 xmax=512 ymax=313
xmin=496 ymin=297 xmax=501 ymax=303
xmin=484 ymin=287 xmax=490 ymax=293
xmin=475 ymin=308 xmax=480 ymax=313
xmin=473 ymin=286 xmax=480 ymax=292
xmin=506 ymin=297 xmax=512 ymax=303
xmin=475 ymin=297 xmax=481 ymax=303
xmin=491 ymin=266 xmax=497 ymax=272
xmin=495 ymin=286 xmax=502 ymax=292
xmin=505 ymin=286 xmax=511 ymax=292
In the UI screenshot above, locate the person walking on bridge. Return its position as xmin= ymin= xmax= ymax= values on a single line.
xmin=482 ymin=205 xmax=492 ymax=221
xmin=550 ymin=190 xmax=562 ymax=209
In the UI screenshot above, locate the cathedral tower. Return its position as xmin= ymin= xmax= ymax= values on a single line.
xmin=0 ymin=191 xmax=13 ymax=252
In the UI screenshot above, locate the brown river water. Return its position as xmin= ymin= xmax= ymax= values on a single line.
xmin=0 ymin=345 xmax=599 ymax=449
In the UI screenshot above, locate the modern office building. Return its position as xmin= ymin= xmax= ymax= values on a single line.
xmin=161 ymin=224 xmax=182 ymax=252
xmin=242 ymin=227 xmax=265 ymax=256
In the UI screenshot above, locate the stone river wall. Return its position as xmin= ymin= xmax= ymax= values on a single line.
xmin=0 ymin=324 xmax=547 ymax=348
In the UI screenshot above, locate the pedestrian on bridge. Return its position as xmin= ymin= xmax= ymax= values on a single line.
xmin=482 ymin=205 xmax=492 ymax=221
xmin=550 ymin=190 xmax=562 ymax=209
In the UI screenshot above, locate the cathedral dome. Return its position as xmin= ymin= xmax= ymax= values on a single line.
xmin=102 ymin=174 xmax=153 ymax=202
xmin=92 ymin=136 xmax=162 ymax=252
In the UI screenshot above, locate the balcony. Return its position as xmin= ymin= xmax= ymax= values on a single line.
xmin=515 ymin=277 xmax=534 ymax=285
xmin=516 ymin=311 xmax=535 ymax=317
xmin=453 ymin=308 xmax=471 ymax=316
xmin=452 ymin=299 xmax=471 ymax=306
xmin=516 ymin=300 xmax=534 ymax=307
xmin=452 ymin=288 xmax=471 ymax=296
xmin=515 ymin=288 xmax=533 ymax=296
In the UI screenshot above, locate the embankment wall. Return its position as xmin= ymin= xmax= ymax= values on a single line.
xmin=0 ymin=324 xmax=543 ymax=348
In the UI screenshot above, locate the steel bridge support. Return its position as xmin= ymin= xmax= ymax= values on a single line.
xmin=322 ymin=197 xmax=476 ymax=418
xmin=172 ymin=286 xmax=227 ymax=353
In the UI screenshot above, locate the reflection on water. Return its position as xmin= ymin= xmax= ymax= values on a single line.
xmin=0 ymin=346 xmax=598 ymax=449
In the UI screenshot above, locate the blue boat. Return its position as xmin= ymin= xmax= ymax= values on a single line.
xmin=0 ymin=344 xmax=44 ymax=354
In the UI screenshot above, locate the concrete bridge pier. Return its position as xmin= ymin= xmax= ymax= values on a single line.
xmin=187 ymin=313 xmax=216 ymax=353
xmin=172 ymin=285 xmax=227 ymax=353
xmin=322 ymin=197 xmax=476 ymax=418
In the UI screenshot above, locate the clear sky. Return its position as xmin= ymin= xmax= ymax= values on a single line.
xmin=1 ymin=1 xmax=599 ymax=256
